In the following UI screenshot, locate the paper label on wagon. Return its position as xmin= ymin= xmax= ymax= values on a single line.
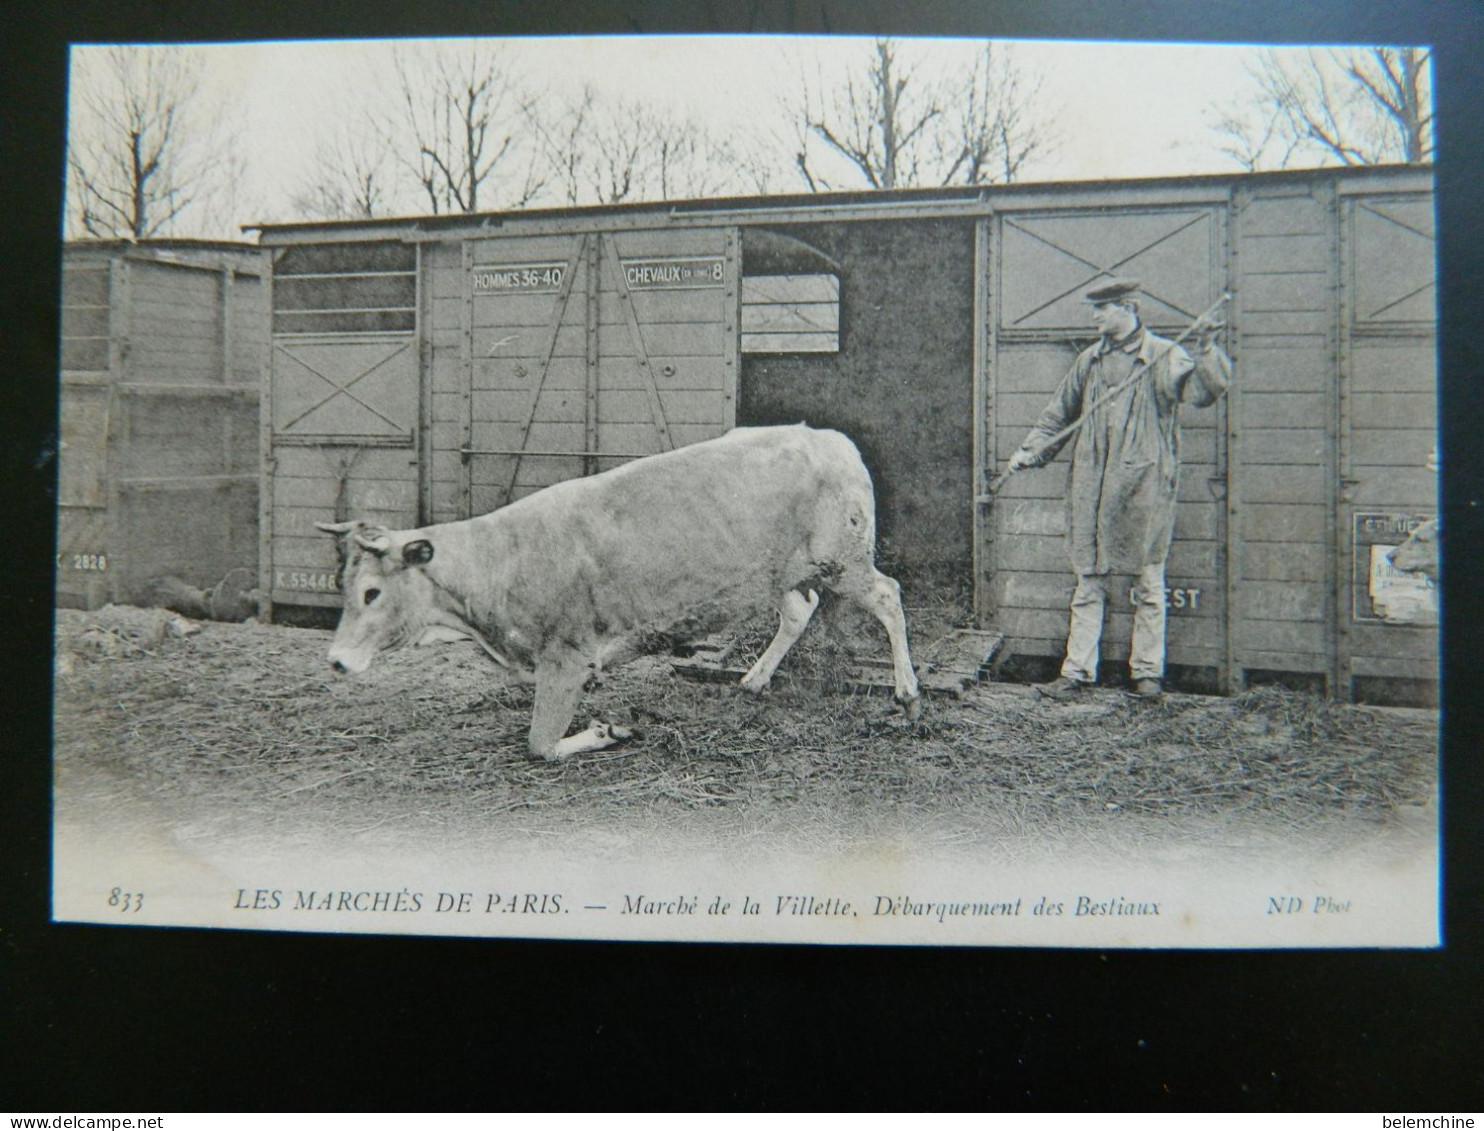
xmin=621 ymin=257 xmax=726 ymax=289
xmin=1353 ymin=512 xmax=1437 ymax=624
xmin=472 ymin=263 xmax=566 ymax=295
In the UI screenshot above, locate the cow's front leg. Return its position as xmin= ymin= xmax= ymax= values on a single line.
xmin=528 ymin=661 xmax=631 ymax=760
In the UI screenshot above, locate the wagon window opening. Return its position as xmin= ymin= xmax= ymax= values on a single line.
xmin=741 ymin=274 xmax=840 ymax=354
xmin=272 ymin=241 xmax=417 ymax=336
xmin=60 ymin=264 xmax=112 ymax=373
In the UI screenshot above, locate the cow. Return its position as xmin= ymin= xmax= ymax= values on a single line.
xmin=316 ymin=424 xmax=922 ymax=760
xmin=1387 ymin=518 xmax=1440 ymax=583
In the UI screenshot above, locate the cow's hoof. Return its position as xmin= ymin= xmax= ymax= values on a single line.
xmin=738 ymin=675 xmax=770 ymax=696
xmin=590 ymin=719 xmax=633 ymax=743
xmin=900 ymin=694 xmax=923 ymax=722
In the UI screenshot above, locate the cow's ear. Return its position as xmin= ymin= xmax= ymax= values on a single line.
xmin=402 ymin=539 xmax=434 ymax=567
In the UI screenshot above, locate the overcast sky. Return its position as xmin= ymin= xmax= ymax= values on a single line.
xmin=68 ymin=34 xmax=1423 ymax=230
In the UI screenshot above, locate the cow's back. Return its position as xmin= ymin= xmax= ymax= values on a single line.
xmin=471 ymin=425 xmax=877 ymax=648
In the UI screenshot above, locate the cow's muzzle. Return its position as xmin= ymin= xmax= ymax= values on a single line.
xmin=327 ymin=647 xmax=371 ymax=673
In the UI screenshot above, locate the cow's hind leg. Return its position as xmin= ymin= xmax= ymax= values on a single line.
xmin=836 ymin=565 xmax=921 ymax=719
xmin=740 ymin=588 xmax=820 ymax=694
xmin=528 ymin=661 xmax=631 ymax=761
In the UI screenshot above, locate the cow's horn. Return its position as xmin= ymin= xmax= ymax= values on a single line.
xmin=316 ymin=521 xmax=359 ymax=536
xmin=354 ymin=532 xmax=392 ymax=555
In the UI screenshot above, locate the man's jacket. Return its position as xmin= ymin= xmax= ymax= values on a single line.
xmin=1020 ymin=327 xmax=1231 ymax=574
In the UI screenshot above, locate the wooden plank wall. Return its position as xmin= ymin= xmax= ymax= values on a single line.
xmin=429 ymin=228 xmax=735 ymax=524
xmin=1228 ymin=183 xmax=1338 ymax=683
xmin=466 ymin=233 xmax=590 ymax=515
xmin=425 ymin=239 xmax=467 ymax=526
xmin=269 ymin=444 xmax=419 ymax=604
xmin=126 ymin=260 xmax=226 ymax=385
xmin=600 ymin=229 xmax=734 ymax=470
xmin=57 ymin=248 xmax=268 ymax=607
xmin=58 ymin=254 xmax=121 ymax=607
xmin=118 ymin=481 xmax=259 ymax=597
xmin=1341 ymin=192 xmax=1438 ymax=689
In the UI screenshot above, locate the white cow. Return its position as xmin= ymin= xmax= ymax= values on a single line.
xmin=318 ymin=425 xmax=921 ymax=760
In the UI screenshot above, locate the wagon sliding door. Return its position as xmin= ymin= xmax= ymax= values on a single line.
xmin=1337 ymin=188 xmax=1438 ymax=701
xmin=452 ymin=228 xmax=738 ymax=518
xmin=266 ymin=241 xmax=420 ymax=610
xmin=982 ymin=193 xmax=1230 ymax=688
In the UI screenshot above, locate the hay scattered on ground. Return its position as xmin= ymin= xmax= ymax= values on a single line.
xmin=53 ymin=606 xmax=1437 ymax=853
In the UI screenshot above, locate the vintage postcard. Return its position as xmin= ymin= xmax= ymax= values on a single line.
xmin=52 ymin=35 xmax=1440 ymax=947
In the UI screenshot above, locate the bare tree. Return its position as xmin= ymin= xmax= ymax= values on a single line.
xmin=381 ymin=44 xmax=546 ymax=214
xmin=937 ymin=43 xmax=1049 ymax=184
xmin=289 ymin=127 xmax=392 ymax=221
xmin=647 ymin=115 xmax=750 ymax=201
xmin=529 ymin=86 xmax=598 ymax=206
xmin=1211 ymin=47 xmax=1433 ymax=171
xmin=789 ymin=38 xmax=1053 ymax=191
xmin=531 ymin=90 xmax=758 ymax=205
xmin=65 ymin=46 xmax=236 ymax=239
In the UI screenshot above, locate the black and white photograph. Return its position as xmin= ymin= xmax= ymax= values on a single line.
xmin=49 ymin=31 xmax=1443 ymax=949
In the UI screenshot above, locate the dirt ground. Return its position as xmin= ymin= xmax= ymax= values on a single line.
xmin=51 ymin=604 xmax=1438 ymax=868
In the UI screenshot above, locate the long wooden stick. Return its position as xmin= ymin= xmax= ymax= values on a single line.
xmin=981 ymin=292 xmax=1232 ymax=499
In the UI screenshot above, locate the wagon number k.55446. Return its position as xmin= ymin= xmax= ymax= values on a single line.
xmin=276 ymin=569 xmax=338 ymax=592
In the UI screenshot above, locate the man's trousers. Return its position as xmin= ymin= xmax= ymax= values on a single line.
xmin=1059 ymin=563 xmax=1168 ymax=683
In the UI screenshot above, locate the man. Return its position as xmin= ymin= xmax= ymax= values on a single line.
xmin=1006 ymin=278 xmax=1231 ymax=701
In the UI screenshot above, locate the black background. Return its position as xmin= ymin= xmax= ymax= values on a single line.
xmin=4 ymin=0 xmax=1481 ymax=1111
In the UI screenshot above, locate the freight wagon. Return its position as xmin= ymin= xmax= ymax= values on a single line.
xmin=251 ymin=164 xmax=1437 ymax=702
xmin=56 ymin=240 xmax=269 ymax=611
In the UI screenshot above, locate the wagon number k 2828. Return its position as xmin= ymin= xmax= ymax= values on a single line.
xmin=57 ymin=552 xmax=108 ymax=571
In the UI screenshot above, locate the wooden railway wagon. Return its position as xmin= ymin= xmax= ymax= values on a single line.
xmin=57 ymin=240 xmax=269 ymax=610
xmin=253 ymin=164 xmax=1437 ymax=702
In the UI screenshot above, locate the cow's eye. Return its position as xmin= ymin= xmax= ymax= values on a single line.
xmin=363 ymin=588 xmax=381 ymax=606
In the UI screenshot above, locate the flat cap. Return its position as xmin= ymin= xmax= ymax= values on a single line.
xmin=1083 ymin=277 xmax=1142 ymax=304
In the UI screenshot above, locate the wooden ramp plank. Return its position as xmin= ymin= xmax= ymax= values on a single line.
xmin=670 ymin=627 xmax=1004 ymax=700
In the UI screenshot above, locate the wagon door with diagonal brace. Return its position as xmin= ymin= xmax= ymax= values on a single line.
xmin=265 ymin=241 xmax=421 ymax=610
xmin=450 ymin=228 xmax=738 ymax=518
xmin=1337 ymin=188 xmax=1438 ymax=700
xmin=981 ymin=190 xmax=1231 ymax=687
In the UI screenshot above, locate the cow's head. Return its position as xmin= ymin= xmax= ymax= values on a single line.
xmin=316 ymin=520 xmax=441 ymax=675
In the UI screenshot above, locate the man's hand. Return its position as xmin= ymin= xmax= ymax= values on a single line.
xmin=1007 ymin=447 xmax=1039 ymax=473
xmin=1193 ymin=314 xmax=1227 ymax=354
